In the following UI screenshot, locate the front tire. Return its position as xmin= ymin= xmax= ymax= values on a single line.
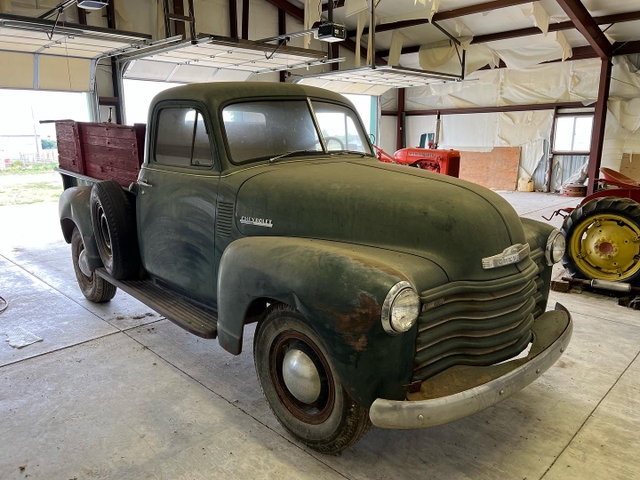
xmin=561 ymin=196 xmax=640 ymax=283
xmin=253 ymin=306 xmax=371 ymax=454
xmin=71 ymin=228 xmax=116 ymax=303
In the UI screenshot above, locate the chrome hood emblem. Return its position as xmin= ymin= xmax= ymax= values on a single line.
xmin=240 ymin=216 xmax=273 ymax=228
xmin=482 ymin=243 xmax=530 ymax=269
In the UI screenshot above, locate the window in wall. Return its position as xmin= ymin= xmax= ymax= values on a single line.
xmin=553 ymin=115 xmax=594 ymax=153
xmin=155 ymin=107 xmax=213 ymax=167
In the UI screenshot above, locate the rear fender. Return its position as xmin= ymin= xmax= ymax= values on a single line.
xmin=59 ymin=186 xmax=102 ymax=269
xmin=217 ymin=236 xmax=448 ymax=406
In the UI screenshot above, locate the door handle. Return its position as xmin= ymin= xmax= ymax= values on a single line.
xmin=138 ymin=179 xmax=153 ymax=188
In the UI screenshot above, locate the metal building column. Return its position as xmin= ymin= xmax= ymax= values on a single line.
xmin=106 ymin=0 xmax=123 ymax=124
xmin=230 ymin=0 xmax=238 ymax=38
xmin=278 ymin=7 xmax=286 ymax=82
xmin=242 ymin=0 xmax=249 ymax=39
xmin=397 ymin=88 xmax=405 ymax=151
xmin=587 ymin=57 xmax=612 ymax=195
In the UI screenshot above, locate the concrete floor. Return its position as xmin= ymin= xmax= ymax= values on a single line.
xmin=1 ymin=192 xmax=639 ymax=480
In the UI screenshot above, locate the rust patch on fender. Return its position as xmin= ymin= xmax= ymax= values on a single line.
xmin=331 ymin=293 xmax=381 ymax=352
xmin=349 ymin=255 xmax=402 ymax=279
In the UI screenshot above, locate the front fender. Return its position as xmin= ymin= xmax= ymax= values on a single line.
xmin=217 ymin=236 xmax=448 ymax=407
xmin=59 ymin=186 xmax=102 ymax=269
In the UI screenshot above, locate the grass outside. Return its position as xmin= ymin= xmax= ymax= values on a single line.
xmin=0 ymin=163 xmax=57 ymax=176
xmin=0 ymin=181 xmax=62 ymax=206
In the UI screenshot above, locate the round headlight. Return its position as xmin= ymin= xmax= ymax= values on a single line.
xmin=381 ymin=281 xmax=420 ymax=334
xmin=545 ymin=229 xmax=566 ymax=266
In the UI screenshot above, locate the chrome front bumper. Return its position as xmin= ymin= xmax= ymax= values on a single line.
xmin=369 ymin=304 xmax=573 ymax=429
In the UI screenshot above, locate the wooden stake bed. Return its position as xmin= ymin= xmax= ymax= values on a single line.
xmin=55 ymin=121 xmax=146 ymax=188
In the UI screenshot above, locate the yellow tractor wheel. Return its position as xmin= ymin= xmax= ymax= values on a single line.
xmin=561 ymin=196 xmax=640 ymax=283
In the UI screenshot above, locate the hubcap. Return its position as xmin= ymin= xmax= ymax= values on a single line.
xmin=98 ymin=209 xmax=112 ymax=253
xmin=269 ymin=332 xmax=335 ymax=424
xmin=282 ymin=349 xmax=322 ymax=404
xmin=570 ymin=213 xmax=640 ymax=281
xmin=78 ymin=249 xmax=92 ymax=277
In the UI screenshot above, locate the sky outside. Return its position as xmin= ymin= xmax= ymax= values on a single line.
xmin=0 ymin=89 xmax=90 ymax=139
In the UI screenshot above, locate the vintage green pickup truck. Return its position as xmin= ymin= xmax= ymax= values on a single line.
xmin=56 ymin=83 xmax=572 ymax=453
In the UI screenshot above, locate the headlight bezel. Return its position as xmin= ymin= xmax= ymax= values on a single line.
xmin=381 ymin=281 xmax=421 ymax=335
xmin=545 ymin=228 xmax=566 ymax=266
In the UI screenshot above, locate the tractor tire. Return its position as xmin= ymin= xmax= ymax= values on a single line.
xmin=90 ymin=180 xmax=140 ymax=280
xmin=561 ymin=196 xmax=640 ymax=283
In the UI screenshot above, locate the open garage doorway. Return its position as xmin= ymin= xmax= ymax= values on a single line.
xmin=0 ymin=89 xmax=90 ymax=206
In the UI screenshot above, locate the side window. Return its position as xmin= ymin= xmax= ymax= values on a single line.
xmin=312 ymin=102 xmax=368 ymax=152
xmin=155 ymin=107 xmax=214 ymax=168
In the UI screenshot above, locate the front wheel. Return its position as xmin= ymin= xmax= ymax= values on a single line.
xmin=253 ymin=306 xmax=371 ymax=454
xmin=561 ymin=196 xmax=640 ymax=283
xmin=71 ymin=227 xmax=117 ymax=303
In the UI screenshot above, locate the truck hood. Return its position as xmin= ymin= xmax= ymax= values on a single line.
xmin=235 ymin=159 xmax=528 ymax=281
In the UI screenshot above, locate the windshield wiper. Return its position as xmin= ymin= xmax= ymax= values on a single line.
xmin=268 ymin=150 xmax=320 ymax=163
xmin=328 ymin=150 xmax=369 ymax=157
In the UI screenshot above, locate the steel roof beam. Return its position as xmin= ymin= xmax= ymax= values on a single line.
xmin=264 ymin=0 xmax=303 ymax=22
xmin=555 ymin=0 xmax=611 ymax=59
xmin=347 ymin=0 xmax=533 ymax=38
xmin=263 ymin=0 xmax=386 ymax=64
xmin=378 ymin=9 xmax=640 ymax=58
xmin=322 ymin=1 xmax=344 ymax=12
xmin=473 ymin=10 xmax=640 ymax=44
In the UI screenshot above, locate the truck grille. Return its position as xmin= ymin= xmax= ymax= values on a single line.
xmin=412 ymin=248 xmax=545 ymax=382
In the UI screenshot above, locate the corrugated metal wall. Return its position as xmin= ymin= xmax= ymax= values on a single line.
xmin=551 ymin=154 xmax=589 ymax=192
xmin=532 ymin=140 xmax=550 ymax=191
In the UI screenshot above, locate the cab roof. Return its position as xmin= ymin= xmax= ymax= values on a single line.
xmin=150 ymin=82 xmax=349 ymax=112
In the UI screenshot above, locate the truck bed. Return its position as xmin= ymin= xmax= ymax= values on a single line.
xmin=55 ymin=120 xmax=146 ymax=187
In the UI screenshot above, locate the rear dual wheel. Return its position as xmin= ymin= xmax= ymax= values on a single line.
xmin=253 ymin=306 xmax=371 ymax=454
xmin=71 ymin=227 xmax=116 ymax=303
xmin=561 ymin=196 xmax=640 ymax=283
xmin=90 ymin=181 xmax=140 ymax=280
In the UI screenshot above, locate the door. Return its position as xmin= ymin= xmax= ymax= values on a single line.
xmin=137 ymin=103 xmax=220 ymax=305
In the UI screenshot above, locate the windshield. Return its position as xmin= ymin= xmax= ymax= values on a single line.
xmin=222 ymin=99 xmax=373 ymax=164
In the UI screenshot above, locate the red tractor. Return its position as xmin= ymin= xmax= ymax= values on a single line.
xmin=373 ymin=145 xmax=461 ymax=178
xmin=557 ymin=168 xmax=640 ymax=285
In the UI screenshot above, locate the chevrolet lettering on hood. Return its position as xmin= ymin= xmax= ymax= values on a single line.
xmin=240 ymin=216 xmax=273 ymax=228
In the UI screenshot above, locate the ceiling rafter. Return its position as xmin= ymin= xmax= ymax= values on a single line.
xmin=472 ymin=10 xmax=640 ymax=44
xmin=378 ymin=9 xmax=640 ymax=57
xmin=263 ymin=0 xmax=386 ymax=64
xmin=555 ymin=0 xmax=612 ymax=59
xmin=347 ymin=0 xmax=533 ymax=37
xmin=321 ymin=1 xmax=344 ymax=12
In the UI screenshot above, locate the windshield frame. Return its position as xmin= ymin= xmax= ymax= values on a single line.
xmin=219 ymin=96 xmax=375 ymax=166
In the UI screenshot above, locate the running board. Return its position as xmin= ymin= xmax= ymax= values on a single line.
xmin=96 ymin=268 xmax=218 ymax=339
